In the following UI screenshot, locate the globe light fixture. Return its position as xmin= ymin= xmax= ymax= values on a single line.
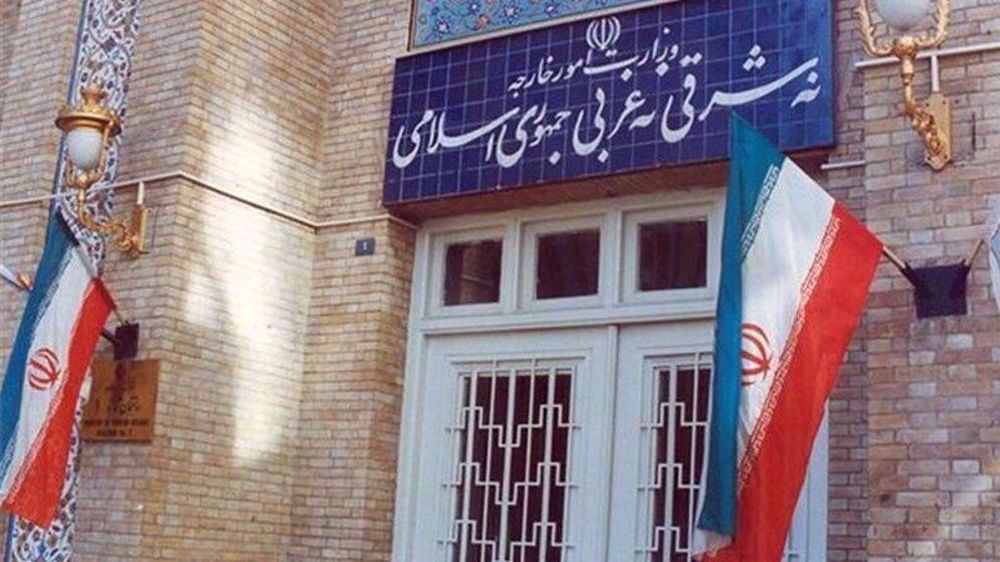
xmin=857 ymin=0 xmax=952 ymax=170
xmin=55 ymin=84 xmax=146 ymax=257
xmin=873 ymin=0 xmax=931 ymax=31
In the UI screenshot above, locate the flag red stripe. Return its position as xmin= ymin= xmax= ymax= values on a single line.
xmin=709 ymin=204 xmax=881 ymax=562
xmin=2 ymin=280 xmax=113 ymax=526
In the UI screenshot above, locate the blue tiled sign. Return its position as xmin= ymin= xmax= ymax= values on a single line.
xmin=385 ymin=0 xmax=834 ymax=206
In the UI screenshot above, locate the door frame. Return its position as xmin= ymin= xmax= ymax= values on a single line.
xmin=392 ymin=191 xmax=829 ymax=561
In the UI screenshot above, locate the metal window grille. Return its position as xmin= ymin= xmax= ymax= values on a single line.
xmin=635 ymin=353 xmax=712 ymax=562
xmin=442 ymin=360 xmax=579 ymax=562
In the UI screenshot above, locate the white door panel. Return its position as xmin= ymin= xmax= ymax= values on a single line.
xmin=410 ymin=329 xmax=614 ymax=562
xmin=609 ymin=323 xmax=715 ymax=562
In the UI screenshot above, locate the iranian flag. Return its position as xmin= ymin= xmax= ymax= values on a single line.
xmin=0 ymin=216 xmax=114 ymax=527
xmin=693 ymin=115 xmax=881 ymax=561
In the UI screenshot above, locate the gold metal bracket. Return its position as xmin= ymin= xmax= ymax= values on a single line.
xmin=918 ymin=92 xmax=951 ymax=170
xmin=856 ymin=0 xmax=953 ymax=170
xmin=72 ymin=187 xmax=148 ymax=258
xmin=56 ymin=83 xmax=147 ymax=258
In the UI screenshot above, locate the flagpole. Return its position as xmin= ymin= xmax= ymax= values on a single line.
xmin=3 ymin=514 xmax=13 ymax=562
xmin=964 ymin=239 xmax=984 ymax=268
xmin=111 ymin=306 xmax=127 ymax=326
xmin=2 ymin=264 xmax=127 ymax=326
xmin=880 ymin=245 xmax=925 ymax=289
xmin=882 ymin=239 xmax=982 ymax=284
xmin=881 ymin=246 xmax=909 ymax=272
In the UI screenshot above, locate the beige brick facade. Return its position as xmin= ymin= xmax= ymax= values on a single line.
xmin=0 ymin=1 xmax=998 ymax=561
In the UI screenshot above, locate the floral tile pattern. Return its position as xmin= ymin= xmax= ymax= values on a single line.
xmin=412 ymin=0 xmax=648 ymax=48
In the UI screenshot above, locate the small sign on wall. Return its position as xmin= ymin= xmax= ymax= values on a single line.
xmin=82 ymin=359 xmax=159 ymax=442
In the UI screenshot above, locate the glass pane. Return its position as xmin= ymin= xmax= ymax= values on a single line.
xmin=638 ymin=220 xmax=707 ymax=292
xmin=444 ymin=239 xmax=503 ymax=306
xmin=536 ymin=229 xmax=600 ymax=300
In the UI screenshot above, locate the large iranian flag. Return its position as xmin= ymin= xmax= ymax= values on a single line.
xmin=693 ymin=115 xmax=881 ymax=562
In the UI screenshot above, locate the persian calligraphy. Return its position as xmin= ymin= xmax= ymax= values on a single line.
xmin=386 ymin=5 xmax=833 ymax=200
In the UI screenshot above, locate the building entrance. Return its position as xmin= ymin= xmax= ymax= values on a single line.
xmin=393 ymin=193 xmax=827 ymax=562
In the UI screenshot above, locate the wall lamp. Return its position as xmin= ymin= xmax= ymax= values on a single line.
xmin=55 ymin=84 xmax=147 ymax=257
xmin=857 ymin=0 xmax=952 ymax=170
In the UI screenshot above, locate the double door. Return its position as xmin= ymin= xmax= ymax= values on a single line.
xmin=400 ymin=324 xmax=826 ymax=562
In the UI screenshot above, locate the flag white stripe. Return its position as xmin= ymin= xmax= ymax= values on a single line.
xmin=736 ymin=159 xmax=834 ymax=467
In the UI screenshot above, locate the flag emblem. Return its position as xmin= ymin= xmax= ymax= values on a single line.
xmin=740 ymin=324 xmax=771 ymax=387
xmin=27 ymin=348 xmax=62 ymax=392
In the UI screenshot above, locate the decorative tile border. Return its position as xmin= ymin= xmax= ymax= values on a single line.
xmin=412 ymin=0 xmax=651 ymax=49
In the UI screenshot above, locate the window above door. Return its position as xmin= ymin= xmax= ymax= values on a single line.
xmin=415 ymin=192 xmax=723 ymax=333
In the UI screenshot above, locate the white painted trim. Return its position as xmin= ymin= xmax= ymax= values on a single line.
xmin=426 ymin=226 xmax=507 ymax=318
xmin=406 ymin=329 xmax=614 ymax=561
xmin=804 ymin=411 xmax=830 ymax=562
xmin=854 ymin=40 xmax=1000 ymax=69
xmin=620 ymin=201 xmax=721 ymax=308
xmin=519 ymin=214 xmax=607 ymax=312
xmin=0 ymin=171 xmax=418 ymax=232
xmin=417 ymin=305 xmax=715 ymax=336
xmin=609 ymin=324 xmax=716 ymax=561
xmin=414 ymin=190 xmax=724 ymax=332
xmin=392 ymin=227 xmax=433 ymax=561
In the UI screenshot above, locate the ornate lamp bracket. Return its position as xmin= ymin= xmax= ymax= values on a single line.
xmin=857 ymin=0 xmax=952 ymax=170
xmin=55 ymin=84 xmax=147 ymax=258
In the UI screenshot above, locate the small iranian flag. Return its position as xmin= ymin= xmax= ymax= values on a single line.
xmin=693 ymin=115 xmax=882 ymax=561
xmin=0 ymin=216 xmax=114 ymax=527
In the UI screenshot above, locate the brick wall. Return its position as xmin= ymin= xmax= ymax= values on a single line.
xmin=0 ymin=0 xmax=23 ymax=128
xmin=286 ymin=1 xmax=414 ymax=559
xmin=860 ymin=0 xmax=1000 ymax=555
xmin=825 ymin=2 xmax=1000 ymax=560
xmin=823 ymin=2 xmax=873 ymax=560
xmin=290 ymin=221 xmax=414 ymax=561
xmin=71 ymin=0 xmax=334 ymax=559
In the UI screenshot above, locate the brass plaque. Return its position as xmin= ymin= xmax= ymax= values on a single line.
xmin=82 ymin=359 xmax=159 ymax=442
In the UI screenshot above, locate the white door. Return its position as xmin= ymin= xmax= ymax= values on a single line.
xmin=609 ymin=323 xmax=828 ymax=562
xmin=399 ymin=323 xmax=827 ymax=562
xmin=405 ymin=328 xmax=615 ymax=562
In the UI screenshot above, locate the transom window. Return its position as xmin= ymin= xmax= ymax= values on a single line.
xmin=425 ymin=193 xmax=722 ymax=322
xmin=637 ymin=219 xmax=708 ymax=292
xmin=535 ymin=229 xmax=601 ymax=300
